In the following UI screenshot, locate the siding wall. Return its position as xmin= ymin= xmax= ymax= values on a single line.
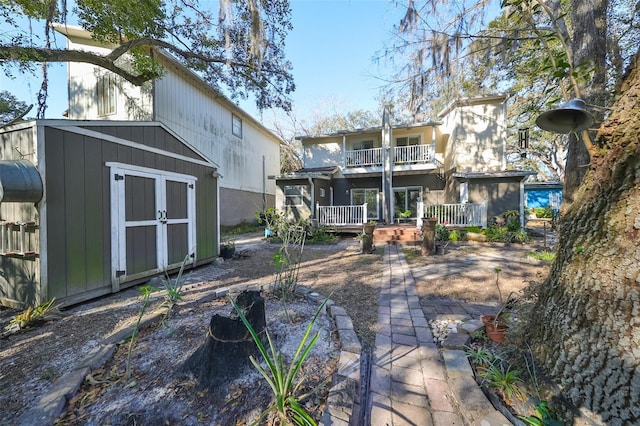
xmin=439 ymin=98 xmax=507 ymax=173
xmin=0 ymin=123 xmax=41 ymax=306
xmin=39 ymin=123 xmax=217 ymax=305
xmin=152 ymin=61 xmax=279 ymax=225
xmin=467 ymin=178 xmax=521 ymax=218
xmin=62 ymin=32 xmax=279 ymax=226
xmin=303 ymin=138 xmax=344 ymax=169
xmin=66 ymin=40 xmax=153 ymax=121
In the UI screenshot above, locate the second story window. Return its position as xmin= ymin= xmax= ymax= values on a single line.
xmin=232 ymin=114 xmax=243 ymax=138
xmin=97 ymin=73 xmax=116 ymax=116
xmin=352 ymin=140 xmax=374 ymax=150
xmin=396 ymin=136 xmax=420 ymax=146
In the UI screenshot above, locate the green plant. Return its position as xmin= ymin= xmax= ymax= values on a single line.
xmin=220 ymin=221 xmax=261 ymax=235
xmin=161 ymin=253 xmax=191 ymax=312
xmin=399 ymin=209 xmax=412 ymax=219
xmin=306 ymin=225 xmax=336 ymax=244
xmin=230 ymin=296 xmax=329 ymax=426
xmin=464 ymin=226 xmax=483 ymax=233
xmin=126 ymin=284 xmax=156 ymax=379
xmin=528 ymin=251 xmax=556 ymax=263
xmin=534 ymin=207 xmax=553 ymax=219
xmin=479 ymin=363 xmax=527 ymax=403
xmin=435 ymin=223 xmax=450 ymax=241
xmin=472 ymin=329 xmax=489 ymax=342
xmin=221 ymin=239 xmax=236 ymax=249
xmin=465 ymin=346 xmax=500 ymax=369
xmin=7 ymin=298 xmax=60 ymax=332
xmin=273 ymin=224 xmax=306 ymax=306
xmin=520 ymin=401 xmax=563 ymax=426
xmin=448 ymin=229 xmax=461 ymax=242
xmin=256 ymin=208 xmax=282 ymax=236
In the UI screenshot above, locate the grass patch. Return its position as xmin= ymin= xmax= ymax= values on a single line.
xmin=527 ymin=251 xmax=556 ymax=263
xmin=220 ymin=221 xmax=261 ymax=235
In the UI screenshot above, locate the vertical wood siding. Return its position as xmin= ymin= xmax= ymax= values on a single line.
xmin=42 ymin=124 xmax=217 ymax=304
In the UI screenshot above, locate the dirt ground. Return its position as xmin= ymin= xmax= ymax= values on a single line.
xmin=0 ymin=234 xmax=551 ymax=425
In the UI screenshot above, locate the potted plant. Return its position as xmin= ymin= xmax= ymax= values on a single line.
xmin=481 ymin=312 xmax=509 ymax=343
xmin=398 ymin=209 xmax=412 ymax=223
xmin=220 ymin=239 xmax=236 ymax=259
xmin=480 ymin=268 xmax=517 ymax=343
xmin=363 ymin=220 xmax=376 ymax=235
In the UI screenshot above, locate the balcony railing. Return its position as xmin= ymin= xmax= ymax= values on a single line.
xmin=345 ymin=145 xmax=437 ymax=168
xmin=394 ymin=145 xmax=434 ymax=164
xmin=317 ymin=203 xmax=367 ymax=226
xmin=345 ymin=148 xmax=382 ymax=167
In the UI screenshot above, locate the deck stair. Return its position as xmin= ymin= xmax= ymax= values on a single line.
xmin=373 ymin=225 xmax=421 ymax=245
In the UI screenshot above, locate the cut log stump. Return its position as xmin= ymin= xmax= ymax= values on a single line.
xmin=182 ymin=290 xmax=266 ymax=389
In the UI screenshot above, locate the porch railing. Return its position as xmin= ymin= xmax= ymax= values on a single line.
xmin=423 ymin=202 xmax=487 ymax=228
xmin=317 ymin=203 xmax=367 ymax=226
xmin=345 ymin=148 xmax=382 ymax=167
xmin=394 ymin=144 xmax=434 ymax=164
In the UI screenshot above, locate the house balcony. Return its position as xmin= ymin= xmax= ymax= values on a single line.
xmin=343 ymin=145 xmax=441 ymax=175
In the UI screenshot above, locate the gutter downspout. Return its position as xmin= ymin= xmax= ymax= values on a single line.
xmin=308 ymin=177 xmax=315 ymax=220
xmin=262 ymin=156 xmax=266 ymax=211
xmin=342 ymin=135 xmax=346 ymax=169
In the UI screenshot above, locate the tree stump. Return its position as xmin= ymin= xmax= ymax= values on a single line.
xmin=421 ymin=217 xmax=437 ymax=256
xmin=182 ymin=290 xmax=266 ymax=390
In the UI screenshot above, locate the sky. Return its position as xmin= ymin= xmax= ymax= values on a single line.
xmin=0 ymin=0 xmax=406 ymax=126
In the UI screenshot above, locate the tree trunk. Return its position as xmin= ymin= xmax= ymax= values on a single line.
xmin=563 ymin=0 xmax=608 ymax=208
xmin=182 ymin=290 xmax=266 ymax=390
xmin=525 ymin=52 xmax=640 ymax=423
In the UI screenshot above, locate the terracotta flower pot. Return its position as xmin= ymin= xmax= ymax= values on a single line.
xmin=481 ymin=315 xmax=508 ymax=343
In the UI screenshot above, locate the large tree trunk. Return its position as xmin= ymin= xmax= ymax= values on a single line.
xmin=526 ymin=53 xmax=640 ymax=423
xmin=563 ymin=0 xmax=608 ymax=207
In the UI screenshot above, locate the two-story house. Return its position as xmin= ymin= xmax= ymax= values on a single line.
xmin=272 ymin=95 xmax=534 ymax=227
xmin=54 ymin=24 xmax=281 ymax=226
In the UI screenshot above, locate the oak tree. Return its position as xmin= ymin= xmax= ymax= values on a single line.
xmin=0 ymin=0 xmax=294 ymax=117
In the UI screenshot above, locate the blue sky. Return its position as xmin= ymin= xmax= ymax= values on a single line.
xmin=244 ymin=0 xmax=404 ymax=121
xmin=1 ymin=1 xmax=404 ymax=124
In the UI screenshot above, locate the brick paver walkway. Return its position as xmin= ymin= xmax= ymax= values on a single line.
xmin=368 ymin=245 xmax=464 ymax=426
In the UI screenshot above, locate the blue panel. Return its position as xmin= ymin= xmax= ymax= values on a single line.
xmin=526 ymin=189 xmax=563 ymax=208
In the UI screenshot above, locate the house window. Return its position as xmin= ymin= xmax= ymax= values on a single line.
xmin=284 ymin=185 xmax=304 ymax=206
xmin=319 ymin=188 xmax=325 ymax=198
xmin=232 ymin=114 xmax=243 ymax=138
xmin=396 ymin=136 xmax=420 ymax=146
xmin=351 ymin=188 xmax=379 ymax=220
xmin=352 ymin=140 xmax=374 ymax=150
xmin=97 ymin=73 xmax=116 ymax=116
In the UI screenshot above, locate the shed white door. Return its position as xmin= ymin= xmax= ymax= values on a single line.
xmin=108 ymin=163 xmax=196 ymax=291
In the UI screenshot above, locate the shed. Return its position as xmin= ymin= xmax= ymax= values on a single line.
xmin=0 ymin=120 xmax=219 ymax=308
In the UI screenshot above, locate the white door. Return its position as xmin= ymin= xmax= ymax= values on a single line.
xmin=108 ymin=163 xmax=196 ymax=291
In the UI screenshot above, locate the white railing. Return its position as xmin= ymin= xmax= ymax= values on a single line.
xmin=345 ymin=148 xmax=383 ymax=167
xmin=423 ymin=202 xmax=487 ymax=228
xmin=394 ymin=145 xmax=434 ymax=165
xmin=317 ymin=203 xmax=367 ymax=226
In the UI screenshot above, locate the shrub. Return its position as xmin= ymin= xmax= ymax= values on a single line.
xmin=535 ymin=206 xmax=553 ymax=218
xmin=435 ymin=223 xmax=450 ymax=241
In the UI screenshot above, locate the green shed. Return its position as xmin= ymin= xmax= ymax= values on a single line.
xmin=0 ymin=120 xmax=219 ymax=307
